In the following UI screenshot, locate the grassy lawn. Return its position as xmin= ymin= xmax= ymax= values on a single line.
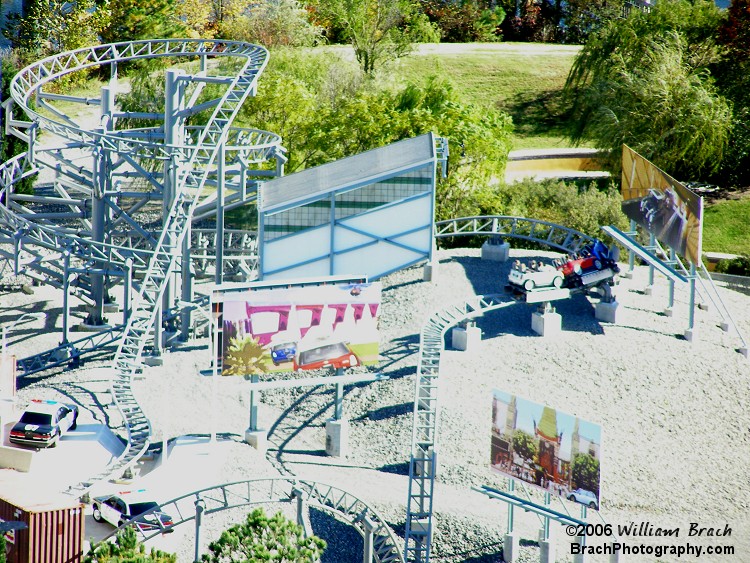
xmin=703 ymin=197 xmax=750 ymax=256
xmin=393 ymin=43 xmax=582 ymax=150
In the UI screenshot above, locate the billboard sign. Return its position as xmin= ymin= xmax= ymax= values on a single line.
xmin=490 ymin=390 xmax=603 ymax=509
xmin=214 ymin=281 xmax=381 ymax=376
xmin=621 ymin=145 xmax=703 ymax=265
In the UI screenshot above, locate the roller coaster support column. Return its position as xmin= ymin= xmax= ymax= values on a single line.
xmin=684 ymin=263 xmax=698 ymax=342
xmin=326 ymin=368 xmax=348 ymax=457
xmin=215 ymin=143 xmax=225 ymax=285
xmin=160 ymin=69 xmax=188 ymax=354
xmin=86 ymin=86 xmax=116 ymax=328
xmin=664 ymin=249 xmax=676 ymax=317
xmin=245 ymin=374 xmax=267 ymax=451
xmin=504 ymin=479 xmax=520 ymax=562
xmin=644 ymin=233 xmax=656 ymax=295
xmin=193 ymin=497 xmax=206 ymax=563
xmin=539 ymin=492 xmax=555 ymax=563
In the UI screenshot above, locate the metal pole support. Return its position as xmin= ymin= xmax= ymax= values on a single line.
xmin=194 ymin=497 xmax=206 ymax=563
xmin=362 ymin=514 xmax=377 ymax=563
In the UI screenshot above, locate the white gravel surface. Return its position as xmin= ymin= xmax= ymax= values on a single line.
xmin=3 ymin=246 xmax=750 ymax=562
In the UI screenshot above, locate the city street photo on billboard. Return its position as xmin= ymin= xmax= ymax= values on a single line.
xmin=215 ymin=281 xmax=381 ymax=376
xmin=490 ymin=390 xmax=603 ymax=509
xmin=620 ymin=145 xmax=703 ymax=265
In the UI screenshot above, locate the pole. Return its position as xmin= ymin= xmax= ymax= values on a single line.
xmin=334 ymin=367 xmax=344 ymax=420
xmin=249 ymin=374 xmax=259 ymax=431
xmin=194 ymin=497 xmax=205 ymax=563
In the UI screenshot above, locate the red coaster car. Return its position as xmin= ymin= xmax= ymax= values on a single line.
xmin=560 ymin=240 xmax=619 ymax=288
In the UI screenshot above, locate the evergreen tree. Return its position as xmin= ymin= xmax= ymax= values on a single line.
xmin=202 ymin=508 xmax=326 ymax=562
xmin=101 ymin=0 xmax=186 ymax=43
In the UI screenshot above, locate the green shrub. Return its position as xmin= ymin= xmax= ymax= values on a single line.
xmin=715 ymin=255 xmax=750 ymax=277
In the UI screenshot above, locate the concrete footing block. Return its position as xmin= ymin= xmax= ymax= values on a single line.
xmin=663 ymin=307 xmax=673 ymax=317
xmin=595 ymin=300 xmax=619 ymax=323
xmin=684 ymin=328 xmax=697 ymax=343
xmin=423 ymin=261 xmax=438 ymax=282
xmin=720 ymin=321 xmax=730 ymax=332
xmin=502 ymin=532 xmax=520 ymax=562
xmin=451 ymin=325 xmax=481 ymax=350
xmin=539 ymin=536 xmax=555 ymax=563
xmin=245 ymin=428 xmax=267 ymax=452
xmin=644 ymin=285 xmax=653 ymax=296
xmin=481 ymin=241 xmax=510 ymax=262
xmin=531 ymin=310 xmax=561 ymax=336
xmin=325 ymin=419 xmax=348 ymax=457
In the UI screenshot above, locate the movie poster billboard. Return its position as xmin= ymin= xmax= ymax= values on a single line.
xmin=620 ymin=145 xmax=703 ymax=265
xmin=490 ymin=390 xmax=603 ymax=510
xmin=214 ymin=281 xmax=380 ymax=376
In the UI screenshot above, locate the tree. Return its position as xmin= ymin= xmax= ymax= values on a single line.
xmin=84 ymin=526 xmax=176 ymax=562
xmin=512 ymin=429 xmax=537 ymax=464
xmin=202 ymin=508 xmax=326 ymax=562
xmin=312 ymin=0 xmax=439 ymax=74
xmin=564 ymin=0 xmax=730 ymax=179
xmin=560 ymin=0 xmax=626 ymax=44
xmin=223 ymin=335 xmax=271 ymax=375
xmin=5 ymin=0 xmax=109 ymax=62
xmin=101 ymin=0 xmax=186 ymax=43
xmin=421 ymin=0 xmax=505 ymax=42
xmin=571 ymin=453 xmax=600 ymax=496
xmin=219 ymin=0 xmax=323 ymax=47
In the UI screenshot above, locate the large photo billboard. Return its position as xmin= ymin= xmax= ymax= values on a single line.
xmin=213 ymin=281 xmax=381 ymax=376
xmin=621 ymin=145 xmax=703 ymax=265
xmin=490 ymin=390 xmax=603 ymax=510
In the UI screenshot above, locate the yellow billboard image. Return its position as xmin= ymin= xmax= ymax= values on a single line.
xmin=621 ymin=145 xmax=703 ymax=265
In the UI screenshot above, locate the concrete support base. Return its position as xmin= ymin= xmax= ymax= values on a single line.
xmin=663 ymin=307 xmax=673 ymax=317
xmin=531 ymin=310 xmax=561 ymax=337
xmin=423 ymin=261 xmax=438 ymax=282
xmin=143 ymin=355 xmax=164 ymax=366
xmin=539 ymin=537 xmax=555 ymax=563
xmin=740 ymin=347 xmax=748 ymax=359
xmin=622 ymin=271 xmax=633 ymax=279
xmin=572 ymin=536 xmax=586 ymax=563
xmin=481 ymin=241 xmax=510 ymax=262
xmin=502 ymin=532 xmax=520 ymax=562
xmin=595 ymin=300 xmax=619 ymax=323
xmin=609 ymin=542 xmax=620 ymax=563
xmin=684 ymin=329 xmax=697 ymax=343
xmin=451 ymin=325 xmax=481 ymax=350
xmin=244 ymin=428 xmax=267 ymax=452
xmin=698 ymin=302 xmax=710 ymax=311
xmin=644 ymin=285 xmax=653 ymax=296
xmin=103 ymin=303 xmax=120 ymax=313
xmin=325 ymin=419 xmax=348 ymax=458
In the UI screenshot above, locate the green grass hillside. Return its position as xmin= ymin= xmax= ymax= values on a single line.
xmin=393 ymin=43 xmax=581 ymax=150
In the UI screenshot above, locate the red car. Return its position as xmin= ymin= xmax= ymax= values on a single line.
xmin=560 ymin=240 xmax=619 ymax=288
xmin=293 ymin=341 xmax=360 ymax=371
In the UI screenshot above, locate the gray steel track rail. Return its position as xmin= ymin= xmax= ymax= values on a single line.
xmin=0 ymin=38 xmax=270 ymax=497
xmin=404 ymin=294 xmax=518 ymax=563
xmin=102 ymin=478 xmax=403 ymax=563
xmin=435 ymin=215 xmax=595 ymax=254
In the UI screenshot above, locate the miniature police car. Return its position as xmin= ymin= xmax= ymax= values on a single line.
xmin=9 ymin=399 xmax=78 ymax=448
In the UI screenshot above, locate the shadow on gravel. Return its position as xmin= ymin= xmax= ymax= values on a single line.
xmin=310 ymin=506 xmax=362 ymax=563
xmin=379 ymin=334 xmax=420 ymax=369
xmin=377 ymin=461 xmax=409 ymax=475
xmin=356 ymin=401 xmax=412 ymax=422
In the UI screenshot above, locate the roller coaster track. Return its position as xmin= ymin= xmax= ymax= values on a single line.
xmin=434 ymin=215 xmax=595 ymax=254
xmin=104 ymin=478 xmax=403 ymax=563
xmin=0 ymin=39 xmax=276 ymax=497
xmin=403 ymin=294 xmax=518 ymax=562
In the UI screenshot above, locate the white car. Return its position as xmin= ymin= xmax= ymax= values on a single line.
xmin=508 ymin=262 xmax=564 ymax=291
xmin=92 ymin=491 xmax=174 ymax=531
xmin=567 ymin=488 xmax=599 ymax=509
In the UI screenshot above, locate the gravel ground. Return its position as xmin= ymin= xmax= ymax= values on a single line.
xmin=3 ymin=246 xmax=750 ymax=562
